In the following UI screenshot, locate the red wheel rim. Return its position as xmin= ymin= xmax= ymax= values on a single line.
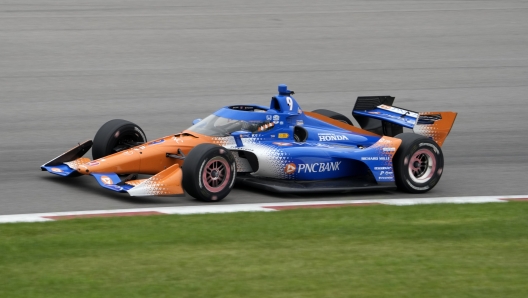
xmin=408 ymin=149 xmax=436 ymax=183
xmin=202 ymin=157 xmax=231 ymax=192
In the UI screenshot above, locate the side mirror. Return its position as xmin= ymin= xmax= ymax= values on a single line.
xmin=230 ymin=131 xmax=251 ymax=147
xmin=192 ymin=118 xmax=202 ymax=125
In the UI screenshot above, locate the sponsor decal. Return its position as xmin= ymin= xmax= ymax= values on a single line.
xmin=419 ymin=143 xmax=439 ymax=154
xmin=173 ymin=136 xmax=184 ymax=144
xmin=378 ymin=177 xmax=394 ymax=180
xmin=296 ymin=120 xmax=304 ymax=126
xmin=134 ymin=146 xmax=146 ymax=151
xmin=123 ymin=150 xmax=134 ymax=156
xmin=232 ymin=105 xmax=254 ymax=111
xmin=318 ymin=133 xmax=349 ymax=142
xmin=368 ymin=112 xmax=381 ymax=114
xmin=374 ymin=167 xmax=392 ymax=170
xmin=298 ymin=108 xmax=302 ymax=114
xmin=266 ymin=115 xmax=273 ymax=120
xmin=378 ymin=138 xmax=391 ymax=144
xmin=106 ymin=185 xmax=123 ymax=191
xmin=406 ymin=179 xmax=430 ymax=191
xmin=100 ymin=175 xmax=113 ymax=185
xmin=273 ymin=142 xmax=292 ymax=146
xmin=284 ymin=163 xmax=296 ymax=174
xmin=50 ymin=167 xmax=63 ymax=173
xmin=383 ymin=147 xmax=396 ymax=152
xmin=379 ymin=171 xmax=393 ymax=176
xmin=273 ymin=120 xmax=279 ymax=124
xmin=278 ymin=133 xmax=289 ymax=139
xmin=297 ymin=161 xmax=341 ymax=173
xmin=273 ymin=115 xmax=280 ymax=121
xmin=279 ymin=121 xmax=284 ymax=125
xmin=87 ymin=161 xmax=100 ymax=166
xmin=148 ymin=139 xmax=165 ymax=146
xmin=361 ymin=157 xmax=390 ymax=161
xmin=378 ymin=105 xmax=419 ymax=118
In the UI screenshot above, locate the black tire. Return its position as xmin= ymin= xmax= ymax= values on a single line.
xmin=92 ymin=119 xmax=147 ymax=160
xmin=182 ymin=144 xmax=236 ymax=202
xmin=393 ymin=133 xmax=444 ymax=193
xmin=312 ymin=109 xmax=354 ymax=126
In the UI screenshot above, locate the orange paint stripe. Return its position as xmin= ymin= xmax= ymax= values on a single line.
xmin=304 ymin=111 xmax=380 ymax=137
xmin=44 ymin=211 xmax=163 ymax=220
xmin=264 ymin=203 xmax=381 ymax=210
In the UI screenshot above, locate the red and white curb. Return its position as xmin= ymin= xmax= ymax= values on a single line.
xmin=1 ymin=195 xmax=527 ymax=224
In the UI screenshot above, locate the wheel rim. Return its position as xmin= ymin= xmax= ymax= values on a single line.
xmin=408 ymin=149 xmax=436 ymax=183
xmin=202 ymin=157 xmax=231 ymax=192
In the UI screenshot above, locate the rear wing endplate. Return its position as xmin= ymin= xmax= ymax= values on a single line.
xmin=352 ymin=96 xmax=457 ymax=146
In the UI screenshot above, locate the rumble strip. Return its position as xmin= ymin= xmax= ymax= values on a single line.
xmin=1 ymin=196 xmax=527 ymax=224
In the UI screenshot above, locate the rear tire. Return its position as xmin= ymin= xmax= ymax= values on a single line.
xmin=182 ymin=144 xmax=236 ymax=202
xmin=312 ymin=109 xmax=354 ymax=126
xmin=92 ymin=119 xmax=147 ymax=160
xmin=393 ymin=133 xmax=444 ymax=193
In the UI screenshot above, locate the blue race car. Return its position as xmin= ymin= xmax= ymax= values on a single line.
xmin=41 ymin=84 xmax=457 ymax=202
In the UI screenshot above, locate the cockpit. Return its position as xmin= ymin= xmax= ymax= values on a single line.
xmin=187 ymin=114 xmax=274 ymax=137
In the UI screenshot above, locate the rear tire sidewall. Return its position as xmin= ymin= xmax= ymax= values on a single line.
xmin=92 ymin=119 xmax=146 ymax=160
xmin=393 ymin=133 xmax=444 ymax=193
xmin=182 ymin=144 xmax=236 ymax=202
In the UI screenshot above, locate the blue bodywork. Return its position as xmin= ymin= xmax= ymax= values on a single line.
xmin=187 ymin=84 xmax=401 ymax=185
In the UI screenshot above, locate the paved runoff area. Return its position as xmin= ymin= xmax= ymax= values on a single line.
xmin=1 ymin=195 xmax=527 ymax=224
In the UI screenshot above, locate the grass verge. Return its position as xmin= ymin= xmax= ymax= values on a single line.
xmin=1 ymin=202 xmax=527 ymax=297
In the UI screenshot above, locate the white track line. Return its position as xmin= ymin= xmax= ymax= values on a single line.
xmin=1 ymin=195 xmax=527 ymax=224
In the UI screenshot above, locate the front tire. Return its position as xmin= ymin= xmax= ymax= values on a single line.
xmin=393 ymin=133 xmax=444 ymax=193
xmin=92 ymin=119 xmax=147 ymax=160
xmin=182 ymin=144 xmax=236 ymax=202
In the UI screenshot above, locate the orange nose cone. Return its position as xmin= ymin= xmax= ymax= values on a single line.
xmin=76 ymin=151 xmax=142 ymax=175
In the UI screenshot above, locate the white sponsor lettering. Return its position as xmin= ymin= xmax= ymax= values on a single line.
xmin=362 ymin=157 xmax=389 ymax=161
xmin=362 ymin=157 xmax=378 ymax=160
xmin=297 ymin=161 xmax=341 ymax=173
xmin=273 ymin=115 xmax=280 ymax=121
xmin=406 ymin=179 xmax=430 ymax=190
xmin=374 ymin=167 xmax=392 ymax=170
xmin=378 ymin=105 xmax=419 ymax=118
xmin=318 ymin=133 xmax=349 ymax=142
xmin=383 ymin=147 xmax=396 ymax=152
xmin=378 ymin=177 xmax=394 ymax=180
xmin=419 ymin=143 xmax=439 ymax=154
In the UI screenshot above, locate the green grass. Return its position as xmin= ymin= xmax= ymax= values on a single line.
xmin=1 ymin=202 xmax=528 ymax=298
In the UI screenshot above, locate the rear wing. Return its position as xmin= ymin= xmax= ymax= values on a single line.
xmin=352 ymin=96 xmax=457 ymax=146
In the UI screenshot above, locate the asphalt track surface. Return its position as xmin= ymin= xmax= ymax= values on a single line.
xmin=1 ymin=1 xmax=528 ymax=215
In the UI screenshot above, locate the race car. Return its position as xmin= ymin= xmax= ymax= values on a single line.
xmin=41 ymin=84 xmax=457 ymax=202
